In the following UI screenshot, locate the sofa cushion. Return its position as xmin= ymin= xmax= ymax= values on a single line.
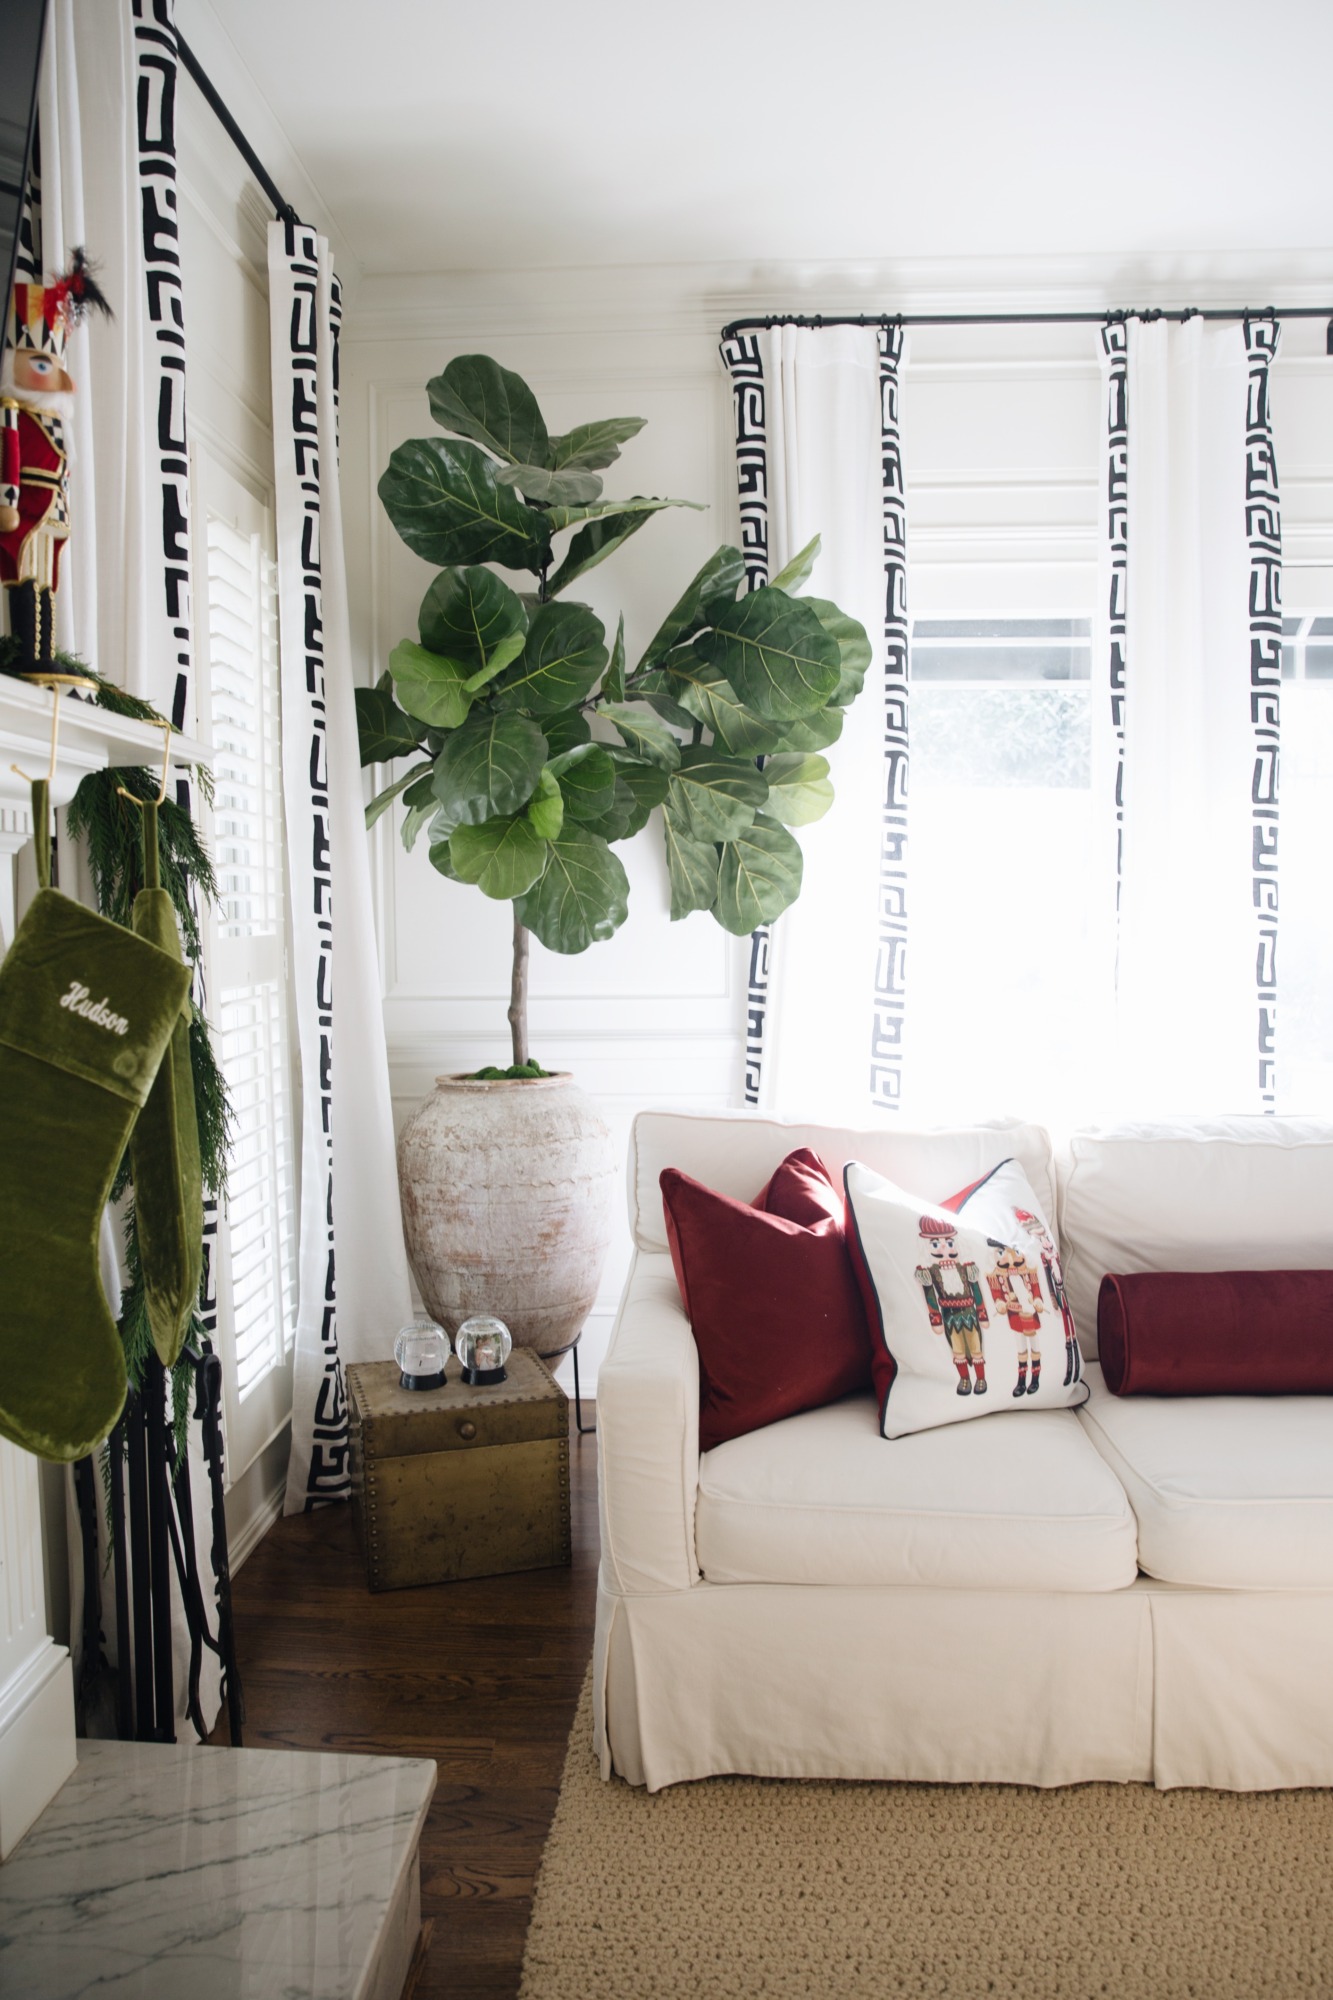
xmin=1059 ymin=1118 xmax=1333 ymax=1358
xmin=660 ymin=1148 xmax=871 ymax=1451
xmin=1077 ymin=1362 xmax=1333 ymax=1588
xmin=630 ymin=1110 xmax=1057 ymax=1254
xmin=845 ymin=1157 xmax=1089 ymax=1439
xmin=695 ymin=1393 xmax=1138 ymax=1592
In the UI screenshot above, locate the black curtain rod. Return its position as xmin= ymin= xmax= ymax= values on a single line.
xmin=724 ymin=306 xmax=1333 ymax=338
xmin=175 ymin=29 xmax=302 ymax=228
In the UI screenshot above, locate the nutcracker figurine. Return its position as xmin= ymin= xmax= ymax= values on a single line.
xmin=1013 ymin=1207 xmax=1081 ymax=1387
xmin=0 ymin=249 xmax=112 ymax=672
xmin=986 ymin=1238 xmax=1046 ymax=1397
xmin=915 ymin=1216 xmax=990 ymax=1396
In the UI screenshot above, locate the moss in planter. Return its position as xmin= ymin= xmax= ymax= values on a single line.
xmin=465 ymin=1061 xmax=554 ymax=1081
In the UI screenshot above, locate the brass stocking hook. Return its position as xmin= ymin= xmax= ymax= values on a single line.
xmin=8 ymin=672 xmax=100 ymax=786
xmin=116 ymin=717 xmax=174 ymax=809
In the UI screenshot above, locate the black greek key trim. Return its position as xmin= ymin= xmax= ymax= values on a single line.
xmin=274 ymin=219 xmax=347 ymax=1505
xmin=719 ymin=330 xmax=772 ymax=1106
xmin=1243 ymin=317 xmax=1281 ymax=1110
xmin=1100 ymin=320 xmax=1129 ymax=962
xmin=869 ymin=326 xmax=908 ymax=1111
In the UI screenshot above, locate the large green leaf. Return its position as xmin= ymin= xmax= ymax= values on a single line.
xmin=780 ymin=706 xmax=845 ymax=752
xmin=544 ymin=509 xmax=655 ymax=598
xmin=638 ymin=544 xmax=746 ymax=671
xmin=663 ymin=817 xmax=720 ymax=920
xmin=388 ymin=640 xmax=474 ymax=730
xmin=428 ymin=835 xmax=460 ymax=881
xmin=401 ymin=769 xmax=440 ymax=851
xmin=549 ymin=743 xmax=617 ymax=824
xmin=365 ymin=759 xmax=433 ymax=829
xmin=574 ymin=775 xmax=637 ymax=844
xmin=418 ymin=566 xmax=528 ymax=689
xmin=526 ymin=767 xmax=565 ymax=841
xmin=762 ymin=752 xmax=835 ymax=826
xmin=493 ymin=463 xmax=603 ymax=507
xmin=663 ymin=659 xmax=785 ymax=756
xmin=632 ymin=667 xmax=698 ymax=731
xmin=699 ymin=586 xmax=841 ymax=719
xmin=605 ymin=750 xmax=670 ymax=837
xmin=515 ymin=827 xmax=630 ymax=954
xmin=603 ymin=614 xmax=626 ymax=703
xmin=426 ymin=355 xmax=549 ymax=466
xmin=547 ymin=417 xmax=647 ymax=471
xmin=543 ymin=493 xmax=703 ymax=534
xmin=768 ymin=534 xmax=821 ymax=594
xmin=596 ymin=702 xmax=681 ymax=770
xmin=665 ymin=745 xmax=767 ymax=842
xmin=541 ymin=708 xmax=592 ymax=757
xmin=430 ymin=712 xmax=548 ymax=835
xmin=493 ymin=601 xmax=608 ymax=716
xmin=804 ymin=596 xmax=872 ymax=705
xmin=356 ymin=685 xmax=426 ymax=766
xmin=378 ymin=437 xmax=549 ymax=571
xmin=714 ymin=814 xmax=804 ymax=935
xmin=449 ymin=815 xmax=550 ymax=900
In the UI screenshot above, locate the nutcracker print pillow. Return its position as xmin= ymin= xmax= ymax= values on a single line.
xmin=843 ymin=1157 xmax=1089 ymax=1440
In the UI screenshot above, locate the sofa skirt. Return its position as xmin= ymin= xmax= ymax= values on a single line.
xmin=594 ymin=1571 xmax=1333 ymax=1793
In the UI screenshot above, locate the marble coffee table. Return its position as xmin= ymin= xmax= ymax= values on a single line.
xmin=0 ymin=1738 xmax=435 ymax=1998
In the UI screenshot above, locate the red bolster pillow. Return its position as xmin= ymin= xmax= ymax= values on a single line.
xmin=1098 ymin=1270 xmax=1333 ymax=1396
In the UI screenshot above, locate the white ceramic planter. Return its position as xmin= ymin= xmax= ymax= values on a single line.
xmin=396 ymin=1074 xmax=615 ymax=1359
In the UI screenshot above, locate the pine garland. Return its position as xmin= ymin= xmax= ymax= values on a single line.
xmin=2 ymin=645 xmax=232 ymax=1434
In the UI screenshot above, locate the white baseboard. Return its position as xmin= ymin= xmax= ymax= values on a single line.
xmin=0 ymin=1642 xmax=76 ymax=1859
xmin=224 ymin=1425 xmax=290 ymax=1573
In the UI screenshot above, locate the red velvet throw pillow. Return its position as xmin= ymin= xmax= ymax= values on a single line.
xmin=1098 ymin=1270 xmax=1333 ymax=1396
xmin=660 ymin=1147 xmax=872 ymax=1451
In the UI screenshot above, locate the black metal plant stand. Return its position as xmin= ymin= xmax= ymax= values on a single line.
xmin=571 ymin=1342 xmax=595 ymax=1436
xmin=74 ymin=1344 xmax=244 ymax=1745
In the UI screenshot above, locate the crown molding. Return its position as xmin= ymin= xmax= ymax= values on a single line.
xmin=341 ymin=249 xmax=1333 ymax=348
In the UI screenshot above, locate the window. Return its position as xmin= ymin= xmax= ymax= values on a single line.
xmin=1276 ymin=614 xmax=1333 ymax=1112
xmin=905 ymin=615 xmax=1115 ymax=1125
xmin=192 ymin=451 xmax=299 ymax=1478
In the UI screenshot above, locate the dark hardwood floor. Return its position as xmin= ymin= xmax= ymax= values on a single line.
xmin=215 ymin=1404 xmax=599 ymax=1998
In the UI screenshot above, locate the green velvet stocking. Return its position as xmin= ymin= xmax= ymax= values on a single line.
xmin=128 ymin=801 xmax=203 ymax=1368
xmin=0 ymin=784 xmax=192 ymax=1461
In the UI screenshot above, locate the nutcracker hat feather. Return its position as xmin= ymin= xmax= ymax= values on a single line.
xmin=7 ymin=247 xmax=113 ymax=364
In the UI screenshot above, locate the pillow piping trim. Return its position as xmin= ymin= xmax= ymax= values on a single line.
xmin=948 ymin=1156 xmax=1014 ymax=1213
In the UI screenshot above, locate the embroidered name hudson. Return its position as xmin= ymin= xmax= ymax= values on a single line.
xmin=60 ymin=982 xmax=129 ymax=1036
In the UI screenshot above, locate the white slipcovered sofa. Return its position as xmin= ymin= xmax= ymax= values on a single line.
xmin=593 ymin=1110 xmax=1333 ymax=1792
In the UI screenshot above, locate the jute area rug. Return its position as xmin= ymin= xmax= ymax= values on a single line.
xmin=520 ymin=1670 xmax=1333 ymax=1999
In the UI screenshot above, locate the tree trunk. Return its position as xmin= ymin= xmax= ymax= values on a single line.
xmin=509 ymin=908 xmax=530 ymax=1067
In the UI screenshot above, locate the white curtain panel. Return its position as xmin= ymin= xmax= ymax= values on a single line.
xmin=268 ymin=222 xmax=411 ymax=1514
xmin=1111 ymin=317 xmax=1279 ymax=1114
xmin=67 ymin=1 xmax=178 ymax=705
xmin=25 ymin=0 xmax=222 ymax=1733
xmin=723 ymin=324 xmax=888 ymax=1119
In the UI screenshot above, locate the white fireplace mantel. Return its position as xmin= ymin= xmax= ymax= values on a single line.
xmin=0 ymin=676 xmax=211 ymax=1860
xmin=0 ymin=678 xmax=209 ymax=943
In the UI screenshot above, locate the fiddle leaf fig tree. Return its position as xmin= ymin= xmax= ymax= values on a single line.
xmin=360 ymin=354 xmax=871 ymax=1067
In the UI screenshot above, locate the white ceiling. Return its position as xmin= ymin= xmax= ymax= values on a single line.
xmin=204 ymin=0 xmax=1333 ymax=279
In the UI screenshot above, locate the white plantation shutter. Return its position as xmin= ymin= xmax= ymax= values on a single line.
xmin=193 ymin=452 xmax=298 ymax=1477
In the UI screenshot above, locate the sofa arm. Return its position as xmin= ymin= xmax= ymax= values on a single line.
xmin=596 ymin=1252 xmax=700 ymax=1595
